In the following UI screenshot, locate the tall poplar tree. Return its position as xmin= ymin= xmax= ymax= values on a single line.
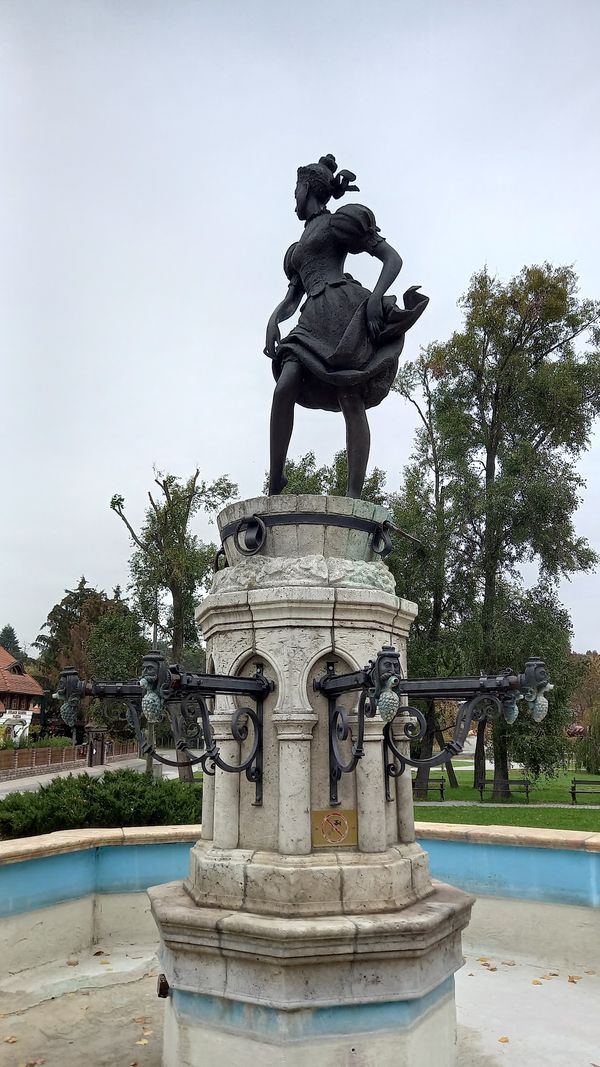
xmin=401 ymin=263 xmax=600 ymax=797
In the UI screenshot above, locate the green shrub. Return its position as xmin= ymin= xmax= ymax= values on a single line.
xmin=0 ymin=769 xmax=202 ymax=839
xmin=29 ymin=735 xmax=74 ymax=749
xmin=0 ymin=734 xmax=74 ymax=751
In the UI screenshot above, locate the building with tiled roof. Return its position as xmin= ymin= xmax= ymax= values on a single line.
xmin=0 ymin=646 xmax=44 ymax=739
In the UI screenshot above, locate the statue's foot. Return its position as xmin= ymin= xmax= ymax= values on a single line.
xmin=269 ymin=475 xmax=288 ymax=496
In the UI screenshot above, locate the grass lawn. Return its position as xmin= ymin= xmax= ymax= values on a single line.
xmin=414 ymin=804 xmax=600 ymax=832
xmin=413 ymin=766 xmax=600 ymax=805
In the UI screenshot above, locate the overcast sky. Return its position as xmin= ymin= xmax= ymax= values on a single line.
xmin=1 ymin=0 xmax=599 ymax=655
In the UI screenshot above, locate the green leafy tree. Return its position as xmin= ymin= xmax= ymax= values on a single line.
xmin=389 ymin=352 xmax=478 ymax=793
xmin=111 ymin=469 xmax=236 ymax=662
xmin=566 ymin=651 xmax=600 ymax=773
xmin=87 ymin=593 xmax=149 ymax=681
xmin=33 ymin=577 xmax=110 ymax=690
xmin=111 ymin=470 xmax=236 ymax=781
xmin=262 ymin=450 xmax=387 ymax=504
xmin=402 ymin=263 xmax=600 ymax=797
xmin=475 ymin=582 xmax=577 ymax=780
xmin=0 ymin=624 xmax=25 ymax=661
xmin=86 ymin=597 xmax=150 ymax=742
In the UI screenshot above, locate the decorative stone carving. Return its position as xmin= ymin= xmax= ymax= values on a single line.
xmin=211 ymin=553 xmax=396 ymax=595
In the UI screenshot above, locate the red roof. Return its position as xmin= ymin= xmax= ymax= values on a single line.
xmin=0 ymin=648 xmax=18 ymax=670
xmin=0 ymin=668 xmax=44 ymax=697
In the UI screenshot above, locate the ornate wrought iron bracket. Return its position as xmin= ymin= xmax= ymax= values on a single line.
xmin=315 ymin=646 xmax=551 ymax=805
xmin=55 ymin=653 xmax=274 ymax=805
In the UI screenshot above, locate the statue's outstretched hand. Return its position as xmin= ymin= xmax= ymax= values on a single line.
xmin=264 ymin=319 xmax=281 ymax=359
xmin=366 ymin=295 xmax=385 ymax=343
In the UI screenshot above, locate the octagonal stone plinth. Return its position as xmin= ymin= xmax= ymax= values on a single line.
xmin=185 ymin=841 xmax=431 ymax=917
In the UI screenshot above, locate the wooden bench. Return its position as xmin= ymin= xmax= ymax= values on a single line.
xmin=570 ymin=778 xmax=600 ymax=804
xmin=477 ymin=777 xmax=531 ymax=802
xmin=412 ymin=776 xmax=445 ymax=800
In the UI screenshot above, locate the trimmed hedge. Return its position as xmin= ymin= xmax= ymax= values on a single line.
xmin=0 ymin=735 xmax=74 ymax=750
xmin=0 ymin=769 xmax=202 ymax=839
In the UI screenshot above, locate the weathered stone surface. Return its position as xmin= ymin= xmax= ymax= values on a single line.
xmin=156 ymin=496 xmax=470 ymax=1065
xmin=216 ymin=494 xmax=395 ymax=564
xmin=211 ymin=554 xmax=396 ymax=594
xmin=185 ymin=841 xmax=432 ymax=917
xmin=150 ymin=878 xmax=473 ymax=1008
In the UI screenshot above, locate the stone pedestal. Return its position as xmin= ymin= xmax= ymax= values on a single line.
xmin=149 ymin=496 xmax=473 ymax=1066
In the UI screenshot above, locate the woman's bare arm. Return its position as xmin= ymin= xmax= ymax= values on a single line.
xmin=271 ymin=279 xmax=305 ymax=325
xmin=264 ymin=278 xmax=305 ymax=357
xmin=366 ymin=241 xmax=403 ymax=341
xmin=370 ymin=241 xmax=403 ymax=301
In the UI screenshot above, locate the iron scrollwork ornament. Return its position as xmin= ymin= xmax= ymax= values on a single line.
xmin=55 ymin=653 xmax=274 ymax=805
xmin=316 ymin=646 xmax=552 ymax=806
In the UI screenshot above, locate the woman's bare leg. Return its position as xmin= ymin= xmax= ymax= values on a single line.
xmin=338 ymin=391 xmax=370 ymax=499
xmin=269 ymin=361 xmax=303 ymax=494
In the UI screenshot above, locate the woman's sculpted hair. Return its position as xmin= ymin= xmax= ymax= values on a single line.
xmin=296 ymin=154 xmax=359 ymax=204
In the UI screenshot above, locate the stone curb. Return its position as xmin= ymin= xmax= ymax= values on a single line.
xmin=0 ymin=824 xmax=202 ymax=864
xmin=415 ymin=821 xmax=600 ymax=852
xmin=1 ymin=822 xmax=599 ymax=865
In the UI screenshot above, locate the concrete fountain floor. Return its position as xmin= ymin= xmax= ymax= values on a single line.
xmin=1 ymin=901 xmax=599 ymax=1067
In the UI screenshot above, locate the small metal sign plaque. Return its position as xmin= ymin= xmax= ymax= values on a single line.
xmin=311 ymin=808 xmax=358 ymax=848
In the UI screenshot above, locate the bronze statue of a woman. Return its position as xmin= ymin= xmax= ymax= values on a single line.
xmin=265 ymin=154 xmax=428 ymax=498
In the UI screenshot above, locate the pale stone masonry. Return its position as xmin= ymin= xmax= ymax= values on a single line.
xmin=149 ymin=495 xmax=475 ymax=1066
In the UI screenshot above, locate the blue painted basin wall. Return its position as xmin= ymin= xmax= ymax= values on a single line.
xmin=417 ymin=838 xmax=599 ymax=909
xmin=0 ymin=838 xmax=598 ymax=918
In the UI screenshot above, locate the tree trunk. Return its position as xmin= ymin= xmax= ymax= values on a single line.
xmin=171 ymin=583 xmax=194 ymax=783
xmin=176 ymin=747 xmax=194 ymax=783
xmin=473 ymin=717 xmax=487 ymax=788
xmin=171 ymin=583 xmax=184 ymax=663
xmin=435 ymin=727 xmax=458 ymax=787
xmin=413 ymin=700 xmax=436 ymax=799
xmin=492 ymin=720 xmax=511 ymax=800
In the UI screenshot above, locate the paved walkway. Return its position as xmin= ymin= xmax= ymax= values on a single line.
xmin=0 ymin=753 xmax=186 ymax=798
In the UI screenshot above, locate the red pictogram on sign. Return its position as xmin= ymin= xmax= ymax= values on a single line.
xmin=320 ymin=812 xmax=349 ymax=844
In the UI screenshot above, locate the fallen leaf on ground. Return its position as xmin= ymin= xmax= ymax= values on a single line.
xmin=93 ymin=950 xmax=105 ymax=956
xmin=549 ymin=971 xmax=559 ymax=976
xmin=133 ymin=1017 xmax=150 ymax=1024
xmin=585 ymin=969 xmax=597 ymax=975
xmin=541 ymin=975 xmax=553 ymax=980
xmin=4 ymin=1036 xmax=18 ymax=1044
xmin=129 ymin=1062 xmax=138 ymax=1066
xmin=532 ymin=979 xmax=543 ymax=985
xmin=143 ymin=1030 xmax=154 ymax=1036
xmin=568 ymin=975 xmax=582 ymax=983
xmin=501 ymin=960 xmax=516 ymax=966
xmin=135 ymin=1039 xmax=149 ymax=1046
xmin=487 ymin=965 xmax=497 ymax=972
xmin=498 ymin=1036 xmax=509 ymax=1044
xmin=467 ymin=972 xmax=474 ymax=977
xmin=100 ymin=960 xmax=110 ymax=965
xmin=66 ymin=959 xmax=79 ymax=967
xmin=477 ymin=956 xmax=490 ymax=962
